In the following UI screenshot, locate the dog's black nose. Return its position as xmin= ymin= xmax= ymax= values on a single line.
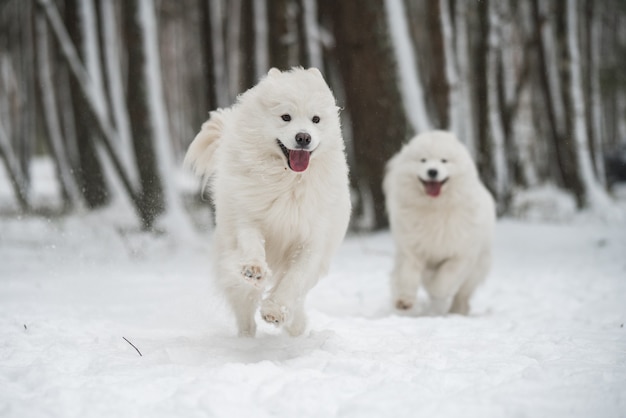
xmin=427 ymin=169 xmax=438 ymax=179
xmin=295 ymin=132 xmax=312 ymax=148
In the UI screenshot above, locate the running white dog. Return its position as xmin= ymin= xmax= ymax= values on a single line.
xmin=383 ymin=131 xmax=495 ymax=315
xmin=185 ymin=67 xmax=351 ymax=337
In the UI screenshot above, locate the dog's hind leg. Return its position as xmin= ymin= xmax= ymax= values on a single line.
xmin=424 ymin=256 xmax=470 ymax=315
xmin=450 ymin=251 xmax=491 ymax=315
xmin=391 ymin=252 xmax=424 ymax=311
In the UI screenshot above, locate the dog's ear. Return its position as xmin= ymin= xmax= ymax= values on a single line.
xmin=268 ymin=68 xmax=281 ymax=77
xmin=307 ymin=67 xmax=324 ymax=80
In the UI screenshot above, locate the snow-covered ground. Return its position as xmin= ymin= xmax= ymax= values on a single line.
xmin=1 ymin=163 xmax=625 ymax=417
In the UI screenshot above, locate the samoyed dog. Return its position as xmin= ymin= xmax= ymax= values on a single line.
xmin=185 ymin=67 xmax=351 ymax=337
xmin=383 ymin=131 xmax=495 ymax=315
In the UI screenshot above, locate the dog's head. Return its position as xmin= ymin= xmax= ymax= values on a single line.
xmin=236 ymin=67 xmax=342 ymax=173
xmin=399 ymin=131 xmax=477 ymax=198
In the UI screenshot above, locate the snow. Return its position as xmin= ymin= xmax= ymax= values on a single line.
xmin=509 ymin=183 xmax=578 ymax=222
xmin=1 ymin=163 xmax=626 ymax=417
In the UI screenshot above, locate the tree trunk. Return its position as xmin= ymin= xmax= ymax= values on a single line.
xmin=0 ymin=121 xmax=30 ymax=210
xmin=136 ymin=0 xmax=195 ymax=236
xmin=208 ymin=0 xmax=230 ymax=108
xmin=252 ymin=0 xmax=269 ymax=78
xmin=565 ymin=0 xmax=612 ymax=211
xmin=65 ymin=0 xmax=109 ymax=209
xmin=555 ymin=0 xmax=585 ymax=204
xmin=486 ymin=0 xmax=509 ymax=207
xmin=385 ymin=0 xmax=430 ymax=134
xmin=36 ymin=0 xmax=145 ymax=221
xmin=299 ymin=0 xmax=322 ymax=69
xmin=440 ymin=0 xmax=459 ymax=135
xmin=199 ymin=0 xmax=217 ymax=111
xmin=425 ymin=0 xmax=447 ymax=129
xmin=328 ymin=0 xmax=411 ymax=230
xmin=226 ymin=0 xmax=243 ymax=99
xmin=268 ymin=0 xmax=295 ymax=70
xmin=123 ymin=0 xmax=164 ymax=229
xmin=454 ymin=0 xmax=476 ymax=156
xmin=530 ymin=0 xmax=566 ymax=185
xmin=584 ymin=0 xmax=605 ymax=185
xmin=100 ymin=0 xmax=137 ymax=184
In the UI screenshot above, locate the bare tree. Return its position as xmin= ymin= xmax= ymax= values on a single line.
xmin=326 ymin=0 xmax=411 ymax=229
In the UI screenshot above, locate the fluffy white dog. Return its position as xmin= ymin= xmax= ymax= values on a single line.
xmin=185 ymin=67 xmax=351 ymax=337
xmin=383 ymin=131 xmax=495 ymax=315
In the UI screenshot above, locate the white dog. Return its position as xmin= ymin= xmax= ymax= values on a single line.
xmin=383 ymin=131 xmax=495 ymax=315
xmin=185 ymin=67 xmax=351 ymax=337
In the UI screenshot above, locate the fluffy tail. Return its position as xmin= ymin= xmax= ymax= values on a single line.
xmin=184 ymin=108 xmax=229 ymax=178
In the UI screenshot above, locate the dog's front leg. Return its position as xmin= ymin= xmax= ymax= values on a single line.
xmin=236 ymin=228 xmax=271 ymax=289
xmin=423 ymin=257 xmax=468 ymax=315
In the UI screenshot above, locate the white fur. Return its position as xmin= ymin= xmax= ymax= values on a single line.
xmin=383 ymin=131 xmax=496 ymax=315
xmin=185 ymin=67 xmax=351 ymax=337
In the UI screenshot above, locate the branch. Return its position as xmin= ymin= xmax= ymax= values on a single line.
xmin=122 ymin=337 xmax=143 ymax=357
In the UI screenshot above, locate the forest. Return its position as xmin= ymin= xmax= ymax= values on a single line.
xmin=1 ymin=0 xmax=625 ymax=231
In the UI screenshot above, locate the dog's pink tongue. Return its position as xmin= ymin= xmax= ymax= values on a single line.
xmin=424 ymin=181 xmax=443 ymax=197
xmin=289 ymin=150 xmax=310 ymax=172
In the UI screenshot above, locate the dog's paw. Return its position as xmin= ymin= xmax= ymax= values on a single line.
xmin=395 ymin=298 xmax=414 ymax=310
xmin=240 ymin=262 xmax=268 ymax=288
xmin=260 ymin=299 xmax=288 ymax=327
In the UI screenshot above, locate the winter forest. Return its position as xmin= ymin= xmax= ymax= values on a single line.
xmin=1 ymin=0 xmax=625 ymax=229
xmin=1 ymin=1 xmax=626 ymax=417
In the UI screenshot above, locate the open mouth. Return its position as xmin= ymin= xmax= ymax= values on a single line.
xmin=277 ymin=139 xmax=311 ymax=172
xmin=420 ymin=178 xmax=448 ymax=197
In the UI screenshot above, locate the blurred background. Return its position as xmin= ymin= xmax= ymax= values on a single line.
xmin=0 ymin=0 xmax=625 ymax=232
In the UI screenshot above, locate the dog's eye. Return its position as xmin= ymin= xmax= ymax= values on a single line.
xmin=420 ymin=158 xmax=426 ymax=163
xmin=312 ymin=116 xmax=320 ymax=124
xmin=441 ymin=159 xmax=448 ymax=163
xmin=281 ymin=114 xmax=291 ymax=122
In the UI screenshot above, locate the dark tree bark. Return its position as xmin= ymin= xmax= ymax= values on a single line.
xmin=65 ymin=0 xmax=110 ymax=209
xmin=554 ymin=0 xmax=584 ymax=205
xmin=123 ymin=0 xmax=164 ymax=229
xmin=199 ymin=0 xmax=217 ymax=110
xmin=241 ymin=0 xmax=256 ymax=88
xmin=268 ymin=0 xmax=292 ymax=69
xmin=327 ymin=0 xmax=411 ymax=230
xmin=530 ymin=0 xmax=565 ymax=185
xmin=426 ymin=0 xmax=448 ymax=129
xmin=474 ymin=0 xmax=492 ymax=184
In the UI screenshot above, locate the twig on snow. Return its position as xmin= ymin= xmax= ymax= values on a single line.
xmin=122 ymin=336 xmax=143 ymax=357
